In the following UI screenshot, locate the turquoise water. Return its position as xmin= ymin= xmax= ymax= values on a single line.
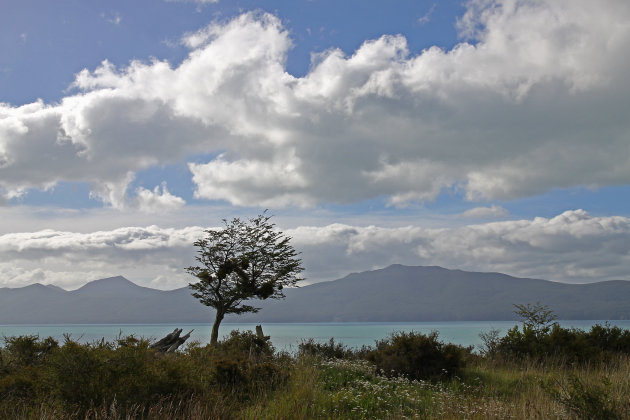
xmin=2 ymin=321 xmax=629 ymax=351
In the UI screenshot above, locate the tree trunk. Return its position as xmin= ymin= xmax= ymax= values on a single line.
xmin=210 ymin=310 xmax=225 ymax=345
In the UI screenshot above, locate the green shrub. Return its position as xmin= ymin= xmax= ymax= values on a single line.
xmin=495 ymin=323 xmax=630 ymax=363
xmin=493 ymin=304 xmax=630 ymax=363
xmin=217 ymin=330 xmax=275 ymax=359
xmin=0 ymin=336 xmax=58 ymax=402
xmin=2 ymin=335 xmax=58 ymax=367
xmin=0 ymin=366 xmax=41 ymax=400
xmin=587 ymin=323 xmax=630 ymax=353
xmin=209 ymin=330 xmax=288 ymax=393
xmin=366 ymin=331 xmax=471 ymax=380
xmin=298 ymin=337 xmax=358 ymax=359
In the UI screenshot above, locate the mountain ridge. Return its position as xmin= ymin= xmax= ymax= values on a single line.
xmin=1 ymin=265 xmax=629 ymax=324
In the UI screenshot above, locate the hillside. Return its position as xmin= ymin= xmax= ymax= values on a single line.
xmin=1 ymin=266 xmax=629 ymax=324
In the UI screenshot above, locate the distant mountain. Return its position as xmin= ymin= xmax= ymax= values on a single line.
xmin=0 ymin=276 xmax=208 ymax=324
xmin=242 ymin=265 xmax=630 ymax=322
xmin=1 ymin=265 xmax=629 ymax=324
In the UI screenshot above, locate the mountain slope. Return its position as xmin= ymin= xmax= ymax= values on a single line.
xmin=237 ymin=265 xmax=630 ymax=322
xmin=0 ymin=277 xmax=208 ymax=324
xmin=0 ymin=265 xmax=629 ymax=324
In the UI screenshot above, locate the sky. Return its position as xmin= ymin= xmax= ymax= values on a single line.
xmin=1 ymin=0 xmax=629 ymax=290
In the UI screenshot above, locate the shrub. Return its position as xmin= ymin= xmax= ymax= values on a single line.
xmin=0 ymin=331 xmax=293 ymax=417
xmin=209 ymin=330 xmax=288 ymax=393
xmin=366 ymin=331 xmax=471 ymax=380
xmin=216 ymin=330 xmax=274 ymax=360
xmin=2 ymin=335 xmax=58 ymax=367
xmin=298 ymin=337 xmax=357 ymax=359
xmin=587 ymin=323 xmax=630 ymax=353
xmin=495 ymin=323 xmax=630 ymax=363
xmin=0 ymin=335 xmax=59 ymax=402
xmin=46 ymin=335 xmax=190 ymax=409
xmin=493 ymin=304 xmax=630 ymax=364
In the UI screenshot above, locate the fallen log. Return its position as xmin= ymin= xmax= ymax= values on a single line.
xmin=150 ymin=328 xmax=194 ymax=353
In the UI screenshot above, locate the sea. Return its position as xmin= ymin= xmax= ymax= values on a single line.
xmin=2 ymin=320 xmax=630 ymax=352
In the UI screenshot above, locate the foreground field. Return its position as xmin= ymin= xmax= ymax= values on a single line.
xmin=1 ymin=326 xmax=629 ymax=419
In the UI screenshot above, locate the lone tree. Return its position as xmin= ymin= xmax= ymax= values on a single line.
xmin=513 ymin=302 xmax=558 ymax=338
xmin=187 ymin=214 xmax=304 ymax=345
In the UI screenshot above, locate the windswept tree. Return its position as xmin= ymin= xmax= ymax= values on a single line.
xmin=513 ymin=302 xmax=558 ymax=338
xmin=187 ymin=214 xmax=304 ymax=345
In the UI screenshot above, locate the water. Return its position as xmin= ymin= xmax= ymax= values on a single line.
xmin=2 ymin=320 xmax=630 ymax=351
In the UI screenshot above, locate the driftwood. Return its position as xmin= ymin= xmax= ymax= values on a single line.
xmin=255 ymin=325 xmax=270 ymax=341
xmin=150 ymin=328 xmax=193 ymax=353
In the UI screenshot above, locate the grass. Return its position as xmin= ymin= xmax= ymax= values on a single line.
xmin=1 ymin=332 xmax=630 ymax=419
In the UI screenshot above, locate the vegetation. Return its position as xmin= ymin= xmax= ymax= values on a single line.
xmin=366 ymin=331 xmax=471 ymax=381
xmin=482 ymin=303 xmax=630 ymax=363
xmin=1 ymin=305 xmax=629 ymax=418
xmin=1 ymin=330 xmax=629 ymax=418
xmin=187 ymin=213 xmax=304 ymax=345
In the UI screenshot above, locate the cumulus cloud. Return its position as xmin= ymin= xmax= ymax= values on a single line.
xmin=1 ymin=1 xmax=630 ymax=208
xmin=134 ymin=183 xmax=186 ymax=213
xmin=0 ymin=210 xmax=628 ymax=289
xmin=461 ymin=204 xmax=509 ymax=218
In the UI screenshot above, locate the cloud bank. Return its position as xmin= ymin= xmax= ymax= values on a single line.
xmin=1 ymin=210 xmax=628 ymax=290
xmin=1 ymin=0 xmax=629 ymax=209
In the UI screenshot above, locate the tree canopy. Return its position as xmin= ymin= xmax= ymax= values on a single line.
xmin=187 ymin=213 xmax=304 ymax=344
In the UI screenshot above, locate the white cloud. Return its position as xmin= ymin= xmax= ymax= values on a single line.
xmin=461 ymin=204 xmax=509 ymax=218
xmin=189 ymin=153 xmax=311 ymax=207
xmin=134 ymin=183 xmax=186 ymax=213
xmin=0 ymin=210 xmax=628 ymax=289
xmin=1 ymin=1 xmax=630 ymax=208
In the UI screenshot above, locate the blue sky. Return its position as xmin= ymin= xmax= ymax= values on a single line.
xmin=1 ymin=0 xmax=629 ymax=289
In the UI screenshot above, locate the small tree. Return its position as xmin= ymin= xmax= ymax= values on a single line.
xmin=187 ymin=214 xmax=304 ymax=345
xmin=513 ymin=302 xmax=558 ymax=338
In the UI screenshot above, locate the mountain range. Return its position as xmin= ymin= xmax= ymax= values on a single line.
xmin=1 ymin=265 xmax=629 ymax=324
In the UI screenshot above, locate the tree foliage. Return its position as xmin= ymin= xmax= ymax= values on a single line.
xmin=513 ymin=302 xmax=558 ymax=337
xmin=187 ymin=213 xmax=304 ymax=344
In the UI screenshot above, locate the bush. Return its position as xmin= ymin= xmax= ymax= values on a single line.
xmin=366 ymin=331 xmax=471 ymax=380
xmin=587 ymin=323 xmax=630 ymax=353
xmin=46 ymin=335 xmax=192 ymax=410
xmin=2 ymin=335 xmax=58 ymax=367
xmin=298 ymin=338 xmax=358 ymax=359
xmin=492 ymin=304 xmax=630 ymax=363
xmin=0 ymin=331 xmax=290 ymax=416
xmin=217 ymin=330 xmax=274 ymax=360
xmin=210 ymin=330 xmax=287 ymax=393
xmin=495 ymin=323 xmax=630 ymax=364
